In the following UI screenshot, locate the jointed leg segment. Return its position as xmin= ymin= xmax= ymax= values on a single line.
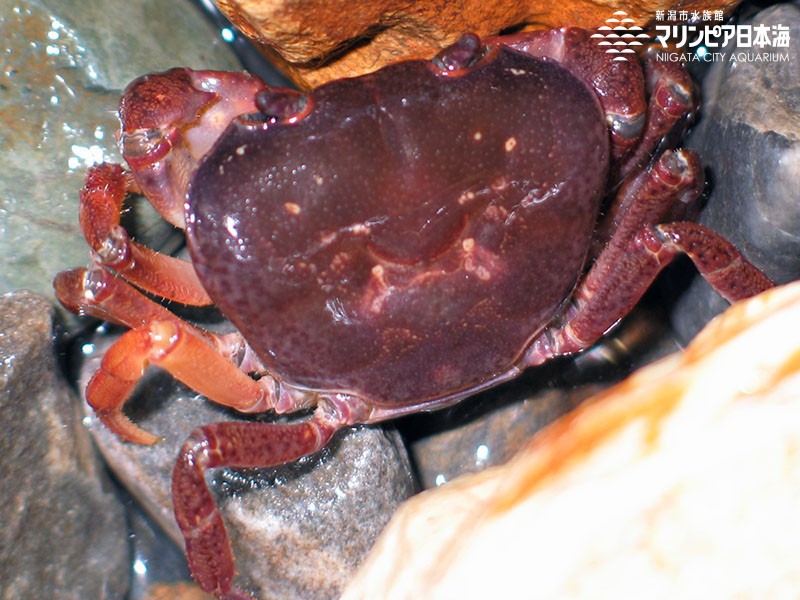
xmin=525 ymin=149 xmax=774 ymax=366
xmin=56 ymin=163 xmax=280 ymax=446
xmin=172 ymin=418 xmax=339 ymax=599
xmin=87 ymin=318 xmax=271 ymax=445
xmin=78 ymin=162 xmax=212 ymax=305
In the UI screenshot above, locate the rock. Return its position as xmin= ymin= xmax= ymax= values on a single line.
xmin=408 ymin=306 xmax=680 ymax=489
xmin=409 ymin=385 xmax=595 ymax=489
xmin=344 ymin=280 xmax=800 ymax=599
xmin=213 ymin=0 xmax=744 ymax=87
xmin=80 ymin=329 xmax=417 ymax=600
xmin=0 ymin=292 xmax=129 ymax=599
xmin=673 ymin=2 xmax=800 ymax=341
xmin=0 ymin=0 xmax=241 ymax=303
xmin=128 ymin=502 xmax=200 ymax=599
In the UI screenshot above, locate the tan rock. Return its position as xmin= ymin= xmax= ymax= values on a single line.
xmin=214 ymin=0 xmax=742 ymax=87
xmin=343 ymin=281 xmax=800 ymax=599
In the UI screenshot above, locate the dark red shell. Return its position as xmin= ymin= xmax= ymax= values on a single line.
xmin=186 ymin=45 xmax=609 ymax=407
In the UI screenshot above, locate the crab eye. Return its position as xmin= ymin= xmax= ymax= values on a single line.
xmin=120 ymin=128 xmax=171 ymax=167
xmin=255 ymin=88 xmax=310 ymax=123
xmin=432 ymin=33 xmax=483 ymax=74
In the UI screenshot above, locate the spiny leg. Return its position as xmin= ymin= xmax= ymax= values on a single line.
xmin=55 ymin=266 xmax=185 ymax=330
xmin=55 ymin=263 xmax=245 ymax=364
xmin=525 ymin=150 xmax=773 ymax=364
xmin=172 ymin=417 xmax=340 ymax=599
xmin=55 ymin=264 xmax=272 ymax=444
xmin=593 ymin=145 xmax=703 ymax=258
xmin=591 ymin=63 xmax=698 ymax=256
xmin=79 ymin=162 xmax=212 ymax=305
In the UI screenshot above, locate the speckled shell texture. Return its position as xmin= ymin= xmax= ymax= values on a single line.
xmin=187 ymin=46 xmax=608 ymax=407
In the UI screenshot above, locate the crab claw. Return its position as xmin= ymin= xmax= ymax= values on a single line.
xmin=119 ymin=68 xmax=267 ymax=167
xmin=118 ymin=69 xmax=212 ymax=171
xmin=117 ymin=68 xmax=268 ymax=228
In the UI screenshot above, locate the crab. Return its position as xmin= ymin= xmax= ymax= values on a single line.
xmin=54 ymin=28 xmax=773 ymax=599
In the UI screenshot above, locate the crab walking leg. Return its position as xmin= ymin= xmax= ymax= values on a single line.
xmin=172 ymin=418 xmax=339 ymax=599
xmin=79 ymin=162 xmax=212 ymax=305
xmin=56 ymin=264 xmax=247 ymax=359
xmin=55 ymin=266 xmax=188 ymax=330
xmin=525 ymin=223 xmax=774 ymax=364
xmin=525 ymin=147 xmax=774 ymax=364
xmin=592 ymin=148 xmax=704 ymax=267
xmin=616 ymin=55 xmax=698 ymax=180
xmin=87 ymin=319 xmax=271 ymax=445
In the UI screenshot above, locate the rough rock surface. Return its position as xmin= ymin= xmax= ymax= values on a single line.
xmin=673 ymin=3 xmax=800 ymax=340
xmin=80 ymin=330 xmax=417 ymax=600
xmin=0 ymin=292 xmax=129 ymax=599
xmin=0 ymin=0 xmax=240 ymax=302
xmin=213 ymin=0 xmax=744 ymax=87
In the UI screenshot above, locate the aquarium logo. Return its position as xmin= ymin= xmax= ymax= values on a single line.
xmin=591 ymin=11 xmax=650 ymax=61
xmin=653 ymin=10 xmax=792 ymax=63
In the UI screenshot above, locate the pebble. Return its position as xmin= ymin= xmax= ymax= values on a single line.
xmin=0 ymin=292 xmax=129 ymax=599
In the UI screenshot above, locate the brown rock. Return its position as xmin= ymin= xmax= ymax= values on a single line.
xmin=214 ymin=0 xmax=742 ymax=87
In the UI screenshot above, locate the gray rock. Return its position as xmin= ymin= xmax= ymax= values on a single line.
xmin=128 ymin=504 xmax=197 ymax=599
xmin=0 ymin=292 xmax=129 ymax=599
xmin=0 ymin=0 xmax=241 ymax=302
xmin=410 ymin=385 xmax=595 ymax=489
xmin=80 ymin=330 xmax=417 ymax=600
xmin=673 ymin=3 xmax=800 ymax=341
xmin=409 ymin=305 xmax=680 ymax=488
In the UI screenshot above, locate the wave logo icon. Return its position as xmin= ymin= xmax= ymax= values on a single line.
xmin=591 ymin=11 xmax=650 ymax=61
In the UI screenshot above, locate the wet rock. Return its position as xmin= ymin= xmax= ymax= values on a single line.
xmin=80 ymin=330 xmax=417 ymax=600
xmin=673 ymin=2 xmax=800 ymax=341
xmin=214 ymin=0 xmax=743 ymax=87
xmin=409 ymin=385 xmax=595 ymax=489
xmin=0 ymin=292 xmax=129 ymax=599
xmin=409 ymin=306 xmax=680 ymax=489
xmin=0 ymin=0 xmax=240 ymax=302
xmin=129 ymin=503 xmax=200 ymax=599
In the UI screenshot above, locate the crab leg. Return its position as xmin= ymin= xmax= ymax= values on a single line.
xmin=79 ymin=162 xmax=213 ymax=305
xmin=172 ymin=416 xmax=341 ymax=599
xmin=526 ymin=222 xmax=773 ymax=364
xmin=55 ymin=266 xmax=188 ymax=330
xmin=615 ymin=55 xmax=698 ymax=180
xmin=524 ymin=150 xmax=774 ymax=364
xmin=86 ymin=318 xmax=272 ymax=445
xmin=56 ymin=267 xmax=271 ymax=446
